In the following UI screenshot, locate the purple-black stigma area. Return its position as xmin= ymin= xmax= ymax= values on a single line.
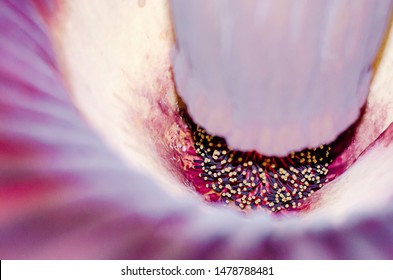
xmin=153 ymin=96 xmax=358 ymax=213
xmin=189 ymin=124 xmax=337 ymax=213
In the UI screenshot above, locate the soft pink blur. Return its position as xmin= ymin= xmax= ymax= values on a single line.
xmin=0 ymin=0 xmax=393 ymax=260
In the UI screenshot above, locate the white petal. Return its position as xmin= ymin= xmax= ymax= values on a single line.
xmin=171 ymin=0 xmax=393 ymax=155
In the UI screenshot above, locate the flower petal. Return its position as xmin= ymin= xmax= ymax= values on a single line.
xmin=171 ymin=0 xmax=393 ymax=155
xmin=1 ymin=0 xmax=393 ymax=260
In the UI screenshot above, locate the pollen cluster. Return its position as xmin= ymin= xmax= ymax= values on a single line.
xmin=192 ymin=126 xmax=334 ymax=212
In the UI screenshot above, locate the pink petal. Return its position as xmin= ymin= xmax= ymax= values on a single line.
xmin=0 ymin=0 xmax=393 ymax=260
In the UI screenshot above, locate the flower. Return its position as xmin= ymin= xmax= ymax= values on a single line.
xmin=0 ymin=0 xmax=393 ymax=259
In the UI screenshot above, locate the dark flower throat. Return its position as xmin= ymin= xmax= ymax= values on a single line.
xmin=183 ymin=115 xmax=341 ymax=213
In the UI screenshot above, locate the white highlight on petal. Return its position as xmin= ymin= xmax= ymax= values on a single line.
xmin=171 ymin=0 xmax=393 ymax=155
xmin=50 ymin=0 xmax=189 ymax=195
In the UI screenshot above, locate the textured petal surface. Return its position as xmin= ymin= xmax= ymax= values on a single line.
xmin=1 ymin=0 xmax=393 ymax=260
xmin=171 ymin=0 xmax=393 ymax=155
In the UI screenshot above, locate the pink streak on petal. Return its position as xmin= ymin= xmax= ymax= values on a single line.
xmin=171 ymin=0 xmax=393 ymax=155
xmin=0 ymin=0 xmax=185 ymax=259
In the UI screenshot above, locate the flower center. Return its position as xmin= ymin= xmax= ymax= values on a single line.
xmin=191 ymin=126 xmax=333 ymax=212
xmin=177 ymin=109 xmax=357 ymax=213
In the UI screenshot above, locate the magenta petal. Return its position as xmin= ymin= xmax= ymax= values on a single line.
xmin=0 ymin=0 xmax=182 ymax=258
xmin=1 ymin=0 xmax=393 ymax=260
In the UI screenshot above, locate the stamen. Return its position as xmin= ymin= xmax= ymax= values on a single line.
xmin=188 ymin=123 xmax=337 ymax=213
